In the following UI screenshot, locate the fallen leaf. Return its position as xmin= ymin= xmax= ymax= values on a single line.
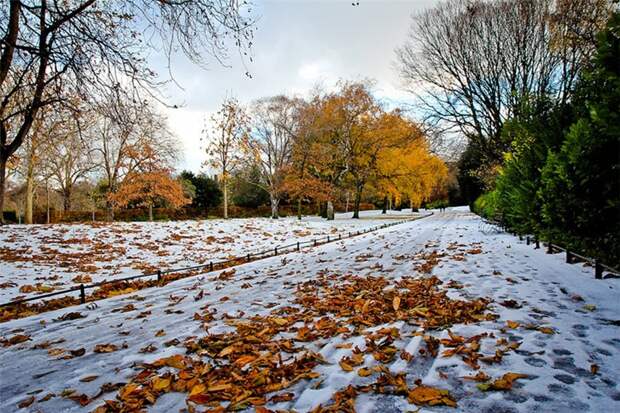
xmin=79 ymin=375 xmax=99 ymax=383
xmin=506 ymin=320 xmax=520 ymax=329
xmin=94 ymin=344 xmax=118 ymax=353
xmin=477 ymin=372 xmax=528 ymax=391
xmin=357 ymin=367 xmax=372 ymax=377
xmin=393 ymin=296 xmax=401 ymax=312
xmin=70 ymin=348 xmax=86 ymax=357
xmin=339 ymin=360 xmax=353 ymax=372
xmin=408 ymin=385 xmax=457 ymax=407
xmin=17 ymin=396 xmax=35 ymax=408
xmin=152 ymin=377 xmax=171 ymax=392
xmin=537 ymin=327 xmax=555 ymax=335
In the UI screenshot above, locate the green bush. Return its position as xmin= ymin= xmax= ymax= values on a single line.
xmin=473 ymin=191 xmax=500 ymax=220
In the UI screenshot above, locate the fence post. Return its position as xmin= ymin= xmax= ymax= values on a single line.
xmin=210 ymin=261 xmax=214 ymax=271
xmin=338 ymin=234 xmax=341 ymax=240
xmin=297 ymin=242 xmax=300 ymax=251
xmin=80 ymin=284 xmax=85 ymax=304
xmin=547 ymin=242 xmax=553 ymax=254
xmin=535 ymin=239 xmax=540 ymax=249
xmin=566 ymin=250 xmax=572 ymax=264
xmin=526 ymin=236 xmax=530 ymax=245
xmin=274 ymin=247 xmax=278 ymax=256
xmin=157 ymin=270 xmax=162 ymax=283
xmin=327 ymin=236 xmax=330 ymax=242
xmin=247 ymin=253 xmax=251 ymax=262
xmin=595 ymin=260 xmax=603 ymax=279
xmin=313 ymin=239 xmax=317 ymax=246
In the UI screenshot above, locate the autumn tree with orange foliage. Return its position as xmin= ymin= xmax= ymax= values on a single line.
xmin=110 ymin=169 xmax=190 ymax=221
xmin=283 ymin=81 xmax=448 ymax=218
xmin=282 ymin=95 xmax=334 ymax=219
xmin=110 ymin=141 xmax=189 ymax=221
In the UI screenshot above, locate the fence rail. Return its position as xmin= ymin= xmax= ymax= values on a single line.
xmin=484 ymin=218 xmax=620 ymax=280
xmin=0 ymin=214 xmax=431 ymax=313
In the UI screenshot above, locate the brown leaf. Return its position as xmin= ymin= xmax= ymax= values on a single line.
xmin=506 ymin=320 xmax=520 ymax=329
xmin=94 ymin=344 xmax=118 ymax=353
xmin=537 ymin=326 xmax=555 ymax=335
xmin=408 ymin=385 xmax=457 ymax=407
xmin=70 ymin=348 xmax=86 ymax=357
xmin=357 ymin=367 xmax=372 ymax=377
xmin=17 ymin=395 xmax=35 ymax=408
xmin=392 ymin=295 xmax=401 ymax=312
xmin=339 ymin=360 xmax=353 ymax=372
xmin=152 ymin=377 xmax=171 ymax=392
xmin=462 ymin=371 xmax=490 ymax=382
xmin=80 ymin=375 xmax=99 ymax=383
xmin=478 ymin=372 xmax=528 ymax=391
xmin=3 ymin=334 xmax=31 ymax=347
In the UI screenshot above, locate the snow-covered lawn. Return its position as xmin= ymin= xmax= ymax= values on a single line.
xmin=0 ymin=210 xmax=422 ymax=302
xmin=1 ymin=208 xmax=618 ymax=412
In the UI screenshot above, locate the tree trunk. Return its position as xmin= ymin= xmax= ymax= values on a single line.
xmin=148 ymin=204 xmax=153 ymax=221
xmin=352 ymin=184 xmax=363 ymax=219
xmin=382 ymin=195 xmax=388 ymax=214
xmin=25 ymin=174 xmax=34 ymax=224
xmin=0 ymin=157 xmax=6 ymax=224
xmin=63 ymin=187 xmax=72 ymax=212
xmin=270 ymin=194 xmax=279 ymax=219
xmin=45 ymin=181 xmax=50 ymax=224
xmin=223 ymin=182 xmax=228 ymax=219
xmin=297 ymin=198 xmax=302 ymax=220
xmin=106 ymin=200 xmax=114 ymax=222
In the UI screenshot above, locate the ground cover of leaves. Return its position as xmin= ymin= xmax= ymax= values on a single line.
xmin=1 ymin=209 xmax=618 ymax=412
xmin=0 ymin=214 xmax=395 ymax=304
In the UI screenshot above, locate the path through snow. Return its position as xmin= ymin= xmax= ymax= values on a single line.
xmin=0 ymin=208 xmax=618 ymax=412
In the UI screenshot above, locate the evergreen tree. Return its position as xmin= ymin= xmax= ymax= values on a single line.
xmin=539 ymin=11 xmax=620 ymax=264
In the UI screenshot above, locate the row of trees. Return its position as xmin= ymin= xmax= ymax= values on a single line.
xmin=5 ymin=80 xmax=450 ymax=223
xmin=0 ymin=0 xmax=254 ymax=224
xmin=6 ymin=95 xmax=188 ymax=223
xmin=398 ymin=0 xmax=618 ymax=264
xmin=205 ymin=81 xmax=448 ymax=220
xmin=1 ymin=1 xmax=450 ymax=223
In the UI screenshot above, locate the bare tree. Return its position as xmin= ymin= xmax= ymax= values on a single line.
xmin=16 ymin=106 xmax=56 ymax=224
xmin=205 ymin=97 xmax=247 ymax=219
xmin=396 ymin=0 xmax=611 ymax=164
xmin=245 ymin=96 xmax=297 ymax=219
xmin=47 ymin=113 xmax=96 ymax=212
xmin=93 ymin=96 xmax=179 ymax=220
xmin=0 ymin=0 xmax=254 ymax=223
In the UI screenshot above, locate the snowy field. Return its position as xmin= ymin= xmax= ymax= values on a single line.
xmin=0 ymin=210 xmax=422 ymax=302
xmin=1 ymin=208 xmax=619 ymax=412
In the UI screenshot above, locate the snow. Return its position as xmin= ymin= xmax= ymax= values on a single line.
xmin=1 ymin=208 xmax=619 ymax=412
xmin=0 ymin=210 xmax=424 ymax=302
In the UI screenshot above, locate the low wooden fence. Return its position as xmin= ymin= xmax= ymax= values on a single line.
xmin=485 ymin=219 xmax=620 ymax=280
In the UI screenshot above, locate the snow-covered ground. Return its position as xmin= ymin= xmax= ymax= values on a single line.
xmin=1 ymin=208 xmax=618 ymax=412
xmin=0 ymin=210 xmax=422 ymax=302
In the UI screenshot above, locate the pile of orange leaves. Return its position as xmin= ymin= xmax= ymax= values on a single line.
xmin=90 ymin=274 xmax=500 ymax=412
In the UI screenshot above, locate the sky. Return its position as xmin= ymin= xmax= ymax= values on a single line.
xmin=150 ymin=0 xmax=440 ymax=172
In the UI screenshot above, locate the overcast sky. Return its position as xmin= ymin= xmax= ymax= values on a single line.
xmin=151 ymin=0 xmax=440 ymax=172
